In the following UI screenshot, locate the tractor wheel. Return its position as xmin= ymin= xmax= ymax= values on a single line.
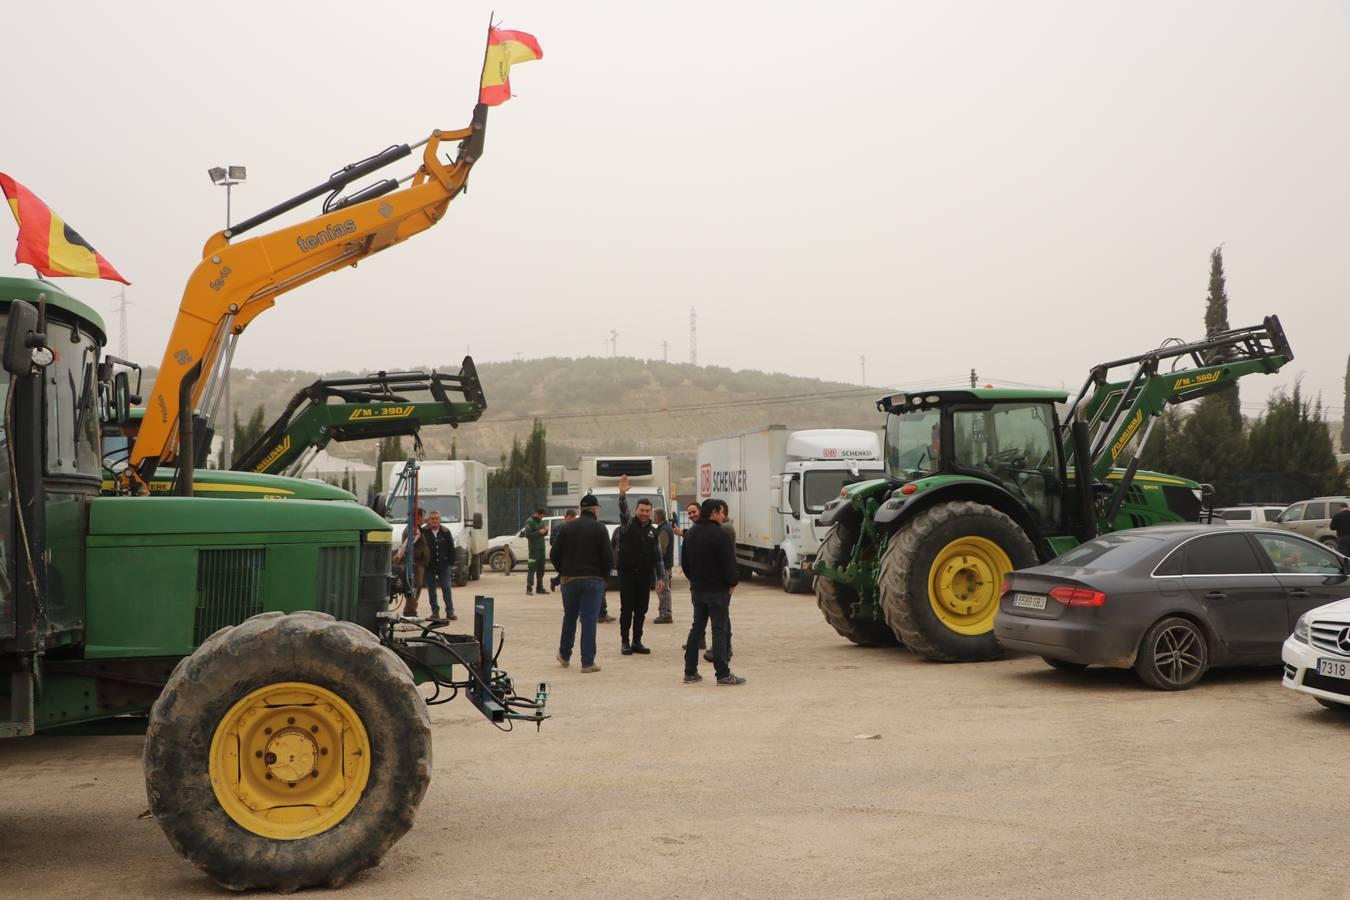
xmin=779 ymin=554 xmax=804 ymax=594
xmin=879 ymin=501 xmax=1036 ymax=662
xmin=144 ymin=611 xmax=431 ymax=892
xmin=814 ymin=522 xmax=898 ymax=646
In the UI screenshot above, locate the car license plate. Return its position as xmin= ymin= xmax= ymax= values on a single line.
xmin=1012 ymin=593 xmax=1047 ymax=611
xmin=1317 ymin=658 xmax=1350 ymax=680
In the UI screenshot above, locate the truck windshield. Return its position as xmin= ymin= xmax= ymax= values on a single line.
xmin=595 ymin=492 xmax=664 ymax=526
xmin=886 ymin=409 xmax=942 ymax=478
xmin=803 ymin=470 xmax=885 ymax=512
xmin=386 ymin=495 xmax=462 ymax=524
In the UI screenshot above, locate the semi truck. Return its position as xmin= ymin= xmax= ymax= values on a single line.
xmin=697 ymin=427 xmax=884 ymax=592
xmin=377 ymin=459 xmax=489 ymax=585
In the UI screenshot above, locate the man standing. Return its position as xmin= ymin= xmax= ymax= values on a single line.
xmin=551 ymin=493 xmax=613 ymax=673
xmin=615 ymin=475 xmax=667 ymax=655
xmin=396 ymin=508 xmax=431 ymax=617
xmin=652 ymin=508 xmax=675 ymax=624
xmin=550 ymin=508 xmax=576 ymax=591
xmin=519 ymin=507 xmax=550 ymax=595
xmin=421 ymin=510 xmax=457 ymax=621
xmin=1332 ymin=501 xmax=1350 ymax=556
xmin=682 ymin=498 xmax=745 ymax=686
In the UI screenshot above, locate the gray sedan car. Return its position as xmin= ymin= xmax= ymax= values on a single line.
xmin=994 ymin=524 xmax=1350 ymax=690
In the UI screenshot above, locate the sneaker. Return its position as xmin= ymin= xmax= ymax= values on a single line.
xmin=631 ymin=643 xmax=652 ymax=655
xmin=581 ymin=664 xmax=602 ymax=673
xmin=683 ymin=673 xmax=703 ymax=683
xmin=556 ymin=653 xmax=570 ymax=668
xmin=652 ymin=615 xmax=673 ymax=624
xmin=526 ymin=589 xmax=534 ymax=595
xmin=716 ymin=674 xmax=747 ymax=686
xmin=621 ymin=645 xmax=633 ymax=656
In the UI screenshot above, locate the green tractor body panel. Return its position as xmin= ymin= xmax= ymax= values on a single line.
xmin=0 ymin=276 xmax=107 ymax=342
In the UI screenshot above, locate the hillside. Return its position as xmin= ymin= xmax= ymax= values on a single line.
xmin=155 ymin=357 xmax=889 ymax=488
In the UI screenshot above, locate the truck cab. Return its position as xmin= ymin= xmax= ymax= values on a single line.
xmin=378 ymin=459 xmax=488 ymax=584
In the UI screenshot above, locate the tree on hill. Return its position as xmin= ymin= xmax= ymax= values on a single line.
xmin=1202 ymin=246 xmax=1241 ymax=428
xmin=488 ymin=419 xmax=548 ymax=488
xmin=220 ymin=404 xmax=267 ymax=468
xmin=1246 ymin=382 xmax=1344 ymax=500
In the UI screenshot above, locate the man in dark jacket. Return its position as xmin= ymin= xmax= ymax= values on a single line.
xmin=519 ymin=507 xmax=550 ymax=595
xmin=550 ymin=493 xmax=613 ymax=673
xmin=681 ymin=498 xmax=745 ymax=686
xmin=652 ymin=508 xmax=675 ymax=624
xmin=614 ymin=476 xmax=667 ymax=655
xmin=420 ymin=509 xmax=457 ymax=621
xmin=1332 ymin=502 xmax=1350 ymax=556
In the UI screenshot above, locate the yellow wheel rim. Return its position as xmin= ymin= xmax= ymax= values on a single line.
xmin=927 ymin=536 xmax=1012 ymax=636
xmin=208 ymin=682 xmax=371 ymax=840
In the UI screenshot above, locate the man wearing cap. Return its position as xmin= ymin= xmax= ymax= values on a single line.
xmin=550 ymin=492 xmax=613 ymax=673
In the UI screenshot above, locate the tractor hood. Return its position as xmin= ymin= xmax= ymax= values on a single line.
xmin=88 ymin=495 xmax=388 ymax=536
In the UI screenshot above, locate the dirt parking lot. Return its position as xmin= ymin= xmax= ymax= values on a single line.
xmin=3 ymin=573 xmax=1349 ymax=898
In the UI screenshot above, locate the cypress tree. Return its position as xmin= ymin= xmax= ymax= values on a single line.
xmin=1203 ymin=246 xmax=1241 ymax=428
xmin=1341 ymin=355 xmax=1349 ymax=452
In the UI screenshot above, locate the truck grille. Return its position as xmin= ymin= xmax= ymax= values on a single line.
xmin=194 ymin=548 xmax=266 ymax=644
xmin=1308 ymin=620 xmax=1350 ymax=656
xmin=316 ymin=546 xmax=357 ymax=621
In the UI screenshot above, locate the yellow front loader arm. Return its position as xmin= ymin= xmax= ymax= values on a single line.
xmin=131 ymin=104 xmax=488 ymax=483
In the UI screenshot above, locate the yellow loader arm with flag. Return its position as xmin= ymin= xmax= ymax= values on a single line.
xmin=131 ymin=104 xmax=489 ymax=483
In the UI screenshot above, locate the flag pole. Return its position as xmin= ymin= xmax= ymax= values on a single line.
xmin=477 ymin=11 xmax=495 ymax=97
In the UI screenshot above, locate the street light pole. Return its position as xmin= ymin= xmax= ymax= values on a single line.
xmin=208 ymin=165 xmax=246 ymax=468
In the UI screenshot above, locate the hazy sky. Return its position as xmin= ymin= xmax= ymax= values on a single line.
xmin=3 ymin=1 xmax=1346 ymax=417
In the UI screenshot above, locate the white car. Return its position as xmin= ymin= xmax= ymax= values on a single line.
xmin=1282 ymin=586 xmax=1350 ymax=711
xmin=484 ymin=516 xmax=565 ymax=572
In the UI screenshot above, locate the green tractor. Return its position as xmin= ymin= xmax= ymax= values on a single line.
xmin=0 ymin=281 xmax=546 ymax=890
xmin=814 ymin=317 xmax=1293 ymax=661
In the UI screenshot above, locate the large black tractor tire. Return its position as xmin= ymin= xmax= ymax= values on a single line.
xmin=144 ymin=611 xmax=432 ymax=892
xmin=879 ymin=501 xmax=1036 ymax=662
xmin=814 ymin=522 xmax=899 ymax=646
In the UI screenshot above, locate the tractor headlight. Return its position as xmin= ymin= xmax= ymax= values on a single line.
xmin=1294 ymin=615 xmax=1310 ymax=644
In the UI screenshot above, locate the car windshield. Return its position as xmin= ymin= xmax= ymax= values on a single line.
xmin=803 ymin=470 xmax=885 ymax=512
xmin=886 ymin=409 xmax=942 ymax=478
xmin=594 ymin=492 xmax=663 ymax=525
xmin=386 ymin=495 xmax=462 ymax=524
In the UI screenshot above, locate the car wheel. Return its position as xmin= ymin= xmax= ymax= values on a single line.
xmin=1134 ymin=616 xmax=1208 ymax=691
xmin=1321 ymin=538 xmax=1340 ymax=551
xmin=488 ymin=550 xmax=506 ymax=573
xmin=1316 ymin=697 xmax=1350 ymax=712
xmin=1042 ymin=657 xmax=1088 ymax=673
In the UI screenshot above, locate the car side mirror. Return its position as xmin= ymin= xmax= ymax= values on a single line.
xmin=472 ymin=512 xmax=484 ymax=530
xmin=3 ymin=300 xmax=46 ymax=376
xmin=113 ymin=371 xmax=132 ymax=425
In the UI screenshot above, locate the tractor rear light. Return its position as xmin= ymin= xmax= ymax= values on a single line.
xmin=1049 ymin=586 xmax=1107 ymax=607
xmin=899 ymin=483 xmax=918 ymax=495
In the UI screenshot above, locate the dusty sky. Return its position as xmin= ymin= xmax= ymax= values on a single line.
xmin=3 ymin=1 xmax=1346 ymax=417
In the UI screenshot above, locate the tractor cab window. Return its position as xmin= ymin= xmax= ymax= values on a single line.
xmin=44 ymin=328 xmax=100 ymax=480
xmin=952 ymin=403 xmax=1060 ymax=525
xmin=886 ymin=408 xmax=942 ymax=478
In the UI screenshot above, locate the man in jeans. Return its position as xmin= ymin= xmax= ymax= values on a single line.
xmin=682 ymin=498 xmax=746 ymax=686
xmin=550 ymin=493 xmax=613 ymax=673
xmin=421 ymin=509 xmax=457 ymax=621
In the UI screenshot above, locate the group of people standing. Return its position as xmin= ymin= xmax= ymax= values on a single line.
xmin=548 ymin=475 xmax=745 ymax=685
xmin=394 ymin=508 xmax=458 ymax=622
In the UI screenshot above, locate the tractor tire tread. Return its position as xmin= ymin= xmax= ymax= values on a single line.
xmin=814 ymin=524 xmax=898 ymax=646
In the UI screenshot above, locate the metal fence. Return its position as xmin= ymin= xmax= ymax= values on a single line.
xmin=488 ymin=487 xmax=549 ymax=538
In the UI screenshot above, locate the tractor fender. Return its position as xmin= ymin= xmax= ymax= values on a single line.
xmin=818 ymin=478 xmax=891 ymax=528
xmin=873 ymin=479 xmax=1041 ymax=545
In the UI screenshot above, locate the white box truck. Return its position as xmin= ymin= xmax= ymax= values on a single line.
xmin=697 ymin=427 xmax=884 ymax=592
xmin=378 ymin=459 xmax=489 ymax=585
xmin=579 ymin=456 xmax=672 ymax=540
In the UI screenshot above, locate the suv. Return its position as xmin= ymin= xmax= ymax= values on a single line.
xmin=485 ymin=515 xmax=566 ymax=572
xmin=1272 ymin=497 xmax=1350 ymax=548
xmin=1213 ymin=505 xmax=1288 ymax=527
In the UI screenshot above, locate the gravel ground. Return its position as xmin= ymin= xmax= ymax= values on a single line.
xmin=2 ymin=572 xmax=1348 ymax=899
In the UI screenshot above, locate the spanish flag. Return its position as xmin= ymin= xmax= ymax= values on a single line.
xmin=0 ymin=172 xmax=129 ymax=284
xmin=479 ymin=27 xmax=543 ymax=107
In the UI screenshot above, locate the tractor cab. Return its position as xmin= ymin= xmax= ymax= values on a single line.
xmin=879 ymin=387 xmax=1069 ymax=532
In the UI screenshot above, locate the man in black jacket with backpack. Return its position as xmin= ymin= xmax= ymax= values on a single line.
xmin=614 ymin=475 xmax=666 ymax=655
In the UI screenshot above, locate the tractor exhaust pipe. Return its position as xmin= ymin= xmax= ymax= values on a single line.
xmin=1071 ymin=414 xmax=1096 ymax=543
xmin=176 ymin=361 xmax=203 ymax=497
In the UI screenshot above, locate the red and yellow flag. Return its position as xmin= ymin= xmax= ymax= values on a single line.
xmin=479 ymin=27 xmax=543 ymax=107
xmin=0 ymin=172 xmax=129 ymax=284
